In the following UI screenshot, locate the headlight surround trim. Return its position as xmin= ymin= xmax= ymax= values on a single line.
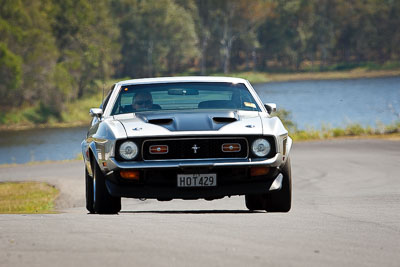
xmin=251 ymin=138 xmax=271 ymax=157
xmin=119 ymin=141 xmax=139 ymax=160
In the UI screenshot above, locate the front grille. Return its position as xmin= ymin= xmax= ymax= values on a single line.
xmin=142 ymin=137 xmax=248 ymax=160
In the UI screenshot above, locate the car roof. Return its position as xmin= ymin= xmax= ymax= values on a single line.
xmin=116 ymin=76 xmax=248 ymax=86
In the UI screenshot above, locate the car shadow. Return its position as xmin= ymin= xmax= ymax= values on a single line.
xmin=120 ymin=210 xmax=265 ymax=214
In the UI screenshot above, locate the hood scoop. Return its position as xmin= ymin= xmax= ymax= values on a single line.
xmin=212 ymin=117 xmax=237 ymax=123
xmin=135 ymin=111 xmax=240 ymax=131
xmin=148 ymin=118 xmax=173 ymax=125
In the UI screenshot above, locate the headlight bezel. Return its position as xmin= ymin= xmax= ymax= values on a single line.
xmin=251 ymin=138 xmax=272 ymax=158
xmin=119 ymin=141 xmax=139 ymax=160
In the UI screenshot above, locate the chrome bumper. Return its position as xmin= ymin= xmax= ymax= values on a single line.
xmin=106 ymin=153 xmax=282 ymax=170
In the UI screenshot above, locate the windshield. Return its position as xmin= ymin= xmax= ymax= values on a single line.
xmin=111 ymin=82 xmax=261 ymax=115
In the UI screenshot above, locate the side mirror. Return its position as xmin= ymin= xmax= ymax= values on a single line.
xmin=264 ymin=103 xmax=277 ymax=114
xmin=90 ymin=108 xmax=103 ymax=118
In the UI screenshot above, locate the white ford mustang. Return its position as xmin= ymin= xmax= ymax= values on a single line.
xmin=82 ymin=76 xmax=292 ymax=214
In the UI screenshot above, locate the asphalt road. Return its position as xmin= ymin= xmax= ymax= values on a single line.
xmin=0 ymin=139 xmax=399 ymax=267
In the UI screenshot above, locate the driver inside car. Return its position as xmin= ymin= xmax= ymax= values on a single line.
xmin=132 ymin=92 xmax=154 ymax=110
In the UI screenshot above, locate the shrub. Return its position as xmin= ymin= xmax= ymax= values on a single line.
xmin=272 ymin=108 xmax=297 ymax=133
xmin=345 ymin=124 xmax=365 ymax=136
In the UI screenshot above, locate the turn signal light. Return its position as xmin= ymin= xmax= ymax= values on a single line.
xmin=120 ymin=170 xmax=140 ymax=180
xmin=150 ymin=145 xmax=168 ymax=154
xmin=250 ymin=167 xmax=270 ymax=176
xmin=222 ymin=143 xmax=241 ymax=152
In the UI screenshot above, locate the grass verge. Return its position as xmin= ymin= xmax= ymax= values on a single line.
xmin=214 ymin=68 xmax=400 ymax=84
xmin=0 ymin=182 xmax=59 ymax=214
xmin=288 ymin=122 xmax=400 ymax=141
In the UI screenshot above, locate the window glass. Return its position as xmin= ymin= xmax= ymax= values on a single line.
xmin=111 ymin=82 xmax=260 ymax=115
xmin=100 ymin=84 xmax=115 ymax=110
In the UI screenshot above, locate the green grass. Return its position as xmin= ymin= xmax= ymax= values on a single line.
xmin=0 ymin=182 xmax=59 ymax=214
xmin=0 ymin=89 xmax=103 ymax=130
xmin=212 ymin=68 xmax=400 ymax=84
xmin=288 ymin=122 xmax=400 ymax=141
xmin=75 ymin=153 xmax=84 ymax=160
xmin=211 ymin=71 xmax=272 ymax=84
xmin=0 ymin=79 xmax=118 ymax=130
xmin=61 ymin=93 xmax=103 ymax=124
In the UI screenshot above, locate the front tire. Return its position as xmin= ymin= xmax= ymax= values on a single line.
xmin=85 ymin=168 xmax=95 ymax=213
xmin=92 ymin=158 xmax=121 ymax=214
xmin=265 ymin=157 xmax=292 ymax=212
xmin=245 ymin=194 xmax=266 ymax=211
xmin=244 ymin=157 xmax=292 ymax=212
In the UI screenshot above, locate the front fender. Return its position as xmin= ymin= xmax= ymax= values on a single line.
xmin=81 ymin=140 xmax=92 ymax=176
xmin=84 ymin=119 xmax=125 ymax=175
xmin=286 ymin=136 xmax=293 ymax=156
xmin=282 ymin=136 xmax=293 ymax=166
xmin=81 ymin=140 xmax=99 ymax=177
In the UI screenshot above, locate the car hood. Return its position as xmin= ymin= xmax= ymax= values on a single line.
xmin=113 ymin=110 xmax=265 ymax=137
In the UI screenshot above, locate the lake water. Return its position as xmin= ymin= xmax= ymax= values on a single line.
xmin=0 ymin=77 xmax=399 ymax=164
xmin=0 ymin=126 xmax=88 ymax=165
xmin=254 ymin=76 xmax=400 ymax=129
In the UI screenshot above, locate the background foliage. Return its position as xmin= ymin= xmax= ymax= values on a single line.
xmin=1 ymin=0 xmax=400 ymax=122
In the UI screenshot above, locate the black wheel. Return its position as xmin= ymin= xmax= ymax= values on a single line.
xmin=245 ymin=194 xmax=266 ymax=211
xmin=92 ymin=158 xmax=121 ymax=214
xmin=85 ymin=168 xmax=95 ymax=213
xmin=265 ymin=157 xmax=292 ymax=212
xmin=244 ymin=157 xmax=292 ymax=212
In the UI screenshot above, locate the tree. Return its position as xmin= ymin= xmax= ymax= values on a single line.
xmin=114 ymin=0 xmax=198 ymax=77
xmin=0 ymin=44 xmax=22 ymax=108
xmin=194 ymin=0 xmax=217 ymax=75
xmin=209 ymin=0 xmax=272 ymax=73
xmin=51 ymin=0 xmax=119 ymax=99
xmin=0 ymin=0 xmax=59 ymax=110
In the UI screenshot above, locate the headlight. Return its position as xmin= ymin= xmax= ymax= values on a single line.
xmin=252 ymin=139 xmax=271 ymax=157
xmin=119 ymin=141 xmax=138 ymax=160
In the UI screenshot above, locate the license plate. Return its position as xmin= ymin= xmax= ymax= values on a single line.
xmin=177 ymin=174 xmax=217 ymax=187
